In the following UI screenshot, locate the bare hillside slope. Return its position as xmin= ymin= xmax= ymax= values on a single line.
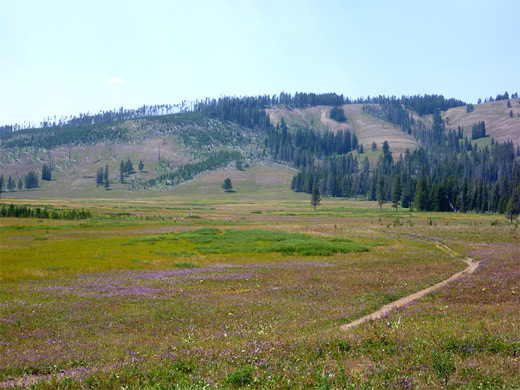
xmin=444 ymin=98 xmax=520 ymax=146
xmin=267 ymin=104 xmax=418 ymax=156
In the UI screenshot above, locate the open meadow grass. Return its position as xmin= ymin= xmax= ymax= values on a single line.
xmin=0 ymin=197 xmax=519 ymax=389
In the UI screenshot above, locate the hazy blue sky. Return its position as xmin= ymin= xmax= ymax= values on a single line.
xmin=2 ymin=0 xmax=519 ymax=125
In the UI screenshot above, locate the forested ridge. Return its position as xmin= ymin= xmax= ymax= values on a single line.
xmin=1 ymin=91 xmax=519 ymax=218
xmin=264 ymin=93 xmax=520 ymax=217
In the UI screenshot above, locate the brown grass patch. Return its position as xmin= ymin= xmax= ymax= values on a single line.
xmin=444 ymin=98 xmax=520 ymax=146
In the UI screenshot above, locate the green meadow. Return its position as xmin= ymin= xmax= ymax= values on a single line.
xmin=0 ymin=193 xmax=519 ymax=389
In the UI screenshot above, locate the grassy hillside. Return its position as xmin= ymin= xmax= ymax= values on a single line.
xmin=267 ymin=104 xmax=419 ymax=157
xmin=342 ymin=104 xmax=418 ymax=155
xmin=443 ymin=98 xmax=520 ymax=146
xmin=0 ymin=113 xmax=267 ymax=198
xmin=168 ymin=163 xmax=300 ymax=201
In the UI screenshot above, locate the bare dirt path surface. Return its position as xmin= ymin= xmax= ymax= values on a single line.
xmin=340 ymin=239 xmax=480 ymax=331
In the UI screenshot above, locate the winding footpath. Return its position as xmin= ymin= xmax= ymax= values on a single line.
xmin=340 ymin=240 xmax=480 ymax=331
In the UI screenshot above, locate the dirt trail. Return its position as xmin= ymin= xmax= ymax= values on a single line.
xmin=340 ymin=240 xmax=479 ymax=331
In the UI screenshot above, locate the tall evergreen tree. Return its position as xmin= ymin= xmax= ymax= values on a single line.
xmin=96 ymin=168 xmax=104 ymax=187
xmin=120 ymin=161 xmax=125 ymax=183
xmin=377 ymin=177 xmax=386 ymax=211
xmin=7 ymin=176 xmax=14 ymax=192
xmin=414 ymin=177 xmax=430 ymax=211
xmin=24 ymin=171 xmax=39 ymax=189
xmin=311 ymin=185 xmax=321 ymax=210
xmin=104 ymin=164 xmax=110 ymax=190
xmin=42 ymin=164 xmax=52 ymax=181
xmin=125 ymin=159 xmax=133 ymax=173
xmin=505 ymin=187 xmax=519 ymax=223
xmin=392 ymin=176 xmax=402 ymax=212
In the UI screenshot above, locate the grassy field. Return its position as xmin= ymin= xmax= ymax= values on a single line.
xmin=1 ymin=194 xmax=519 ymax=389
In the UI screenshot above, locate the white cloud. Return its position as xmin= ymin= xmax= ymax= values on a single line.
xmin=107 ymin=77 xmax=125 ymax=85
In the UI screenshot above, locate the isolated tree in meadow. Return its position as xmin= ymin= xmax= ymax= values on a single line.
xmin=222 ymin=178 xmax=233 ymax=192
xmin=507 ymin=100 xmax=512 ymax=108
xmin=138 ymin=160 xmax=144 ymax=171
xmin=311 ymin=185 xmax=321 ymax=210
xmin=392 ymin=176 xmax=402 ymax=212
xmin=510 ymin=110 xmax=514 ymax=118
xmin=371 ymin=141 xmax=377 ymax=151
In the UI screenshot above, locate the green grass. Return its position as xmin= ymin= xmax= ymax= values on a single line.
xmin=171 ymin=228 xmax=370 ymax=256
xmin=0 ymin=197 xmax=518 ymax=389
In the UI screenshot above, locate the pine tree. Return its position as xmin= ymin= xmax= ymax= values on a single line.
xmin=104 ymin=165 xmax=110 ymax=190
xmin=414 ymin=177 xmax=430 ymax=211
xmin=7 ymin=176 xmax=14 ymax=192
xmin=222 ymin=178 xmax=233 ymax=192
xmin=42 ymin=164 xmax=52 ymax=181
xmin=124 ymin=159 xmax=133 ymax=173
xmin=351 ymin=133 xmax=358 ymax=150
xmin=138 ymin=160 xmax=144 ymax=171
xmin=96 ymin=168 xmax=104 ymax=187
xmin=24 ymin=171 xmax=39 ymax=189
xmin=505 ymin=187 xmax=519 ymax=223
xmin=329 ymin=106 xmax=347 ymax=122
xmin=392 ymin=176 xmax=402 ymax=211
xmin=120 ymin=161 xmax=125 ymax=183
xmin=311 ymin=185 xmax=321 ymax=210
xmin=377 ymin=177 xmax=386 ymax=211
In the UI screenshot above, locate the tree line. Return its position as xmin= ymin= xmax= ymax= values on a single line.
xmin=0 ymin=171 xmax=40 ymax=195
xmin=267 ymin=97 xmax=520 ymax=218
xmin=266 ymin=118 xmax=359 ymax=168
xmin=0 ymin=103 xmax=189 ymax=134
xmin=0 ymin=92 xmax=471 ymax=152
xmin=0 ymin=203 xmax=91 ymax=220
xmin=1 ymin=124 xmax=128 ymax=149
